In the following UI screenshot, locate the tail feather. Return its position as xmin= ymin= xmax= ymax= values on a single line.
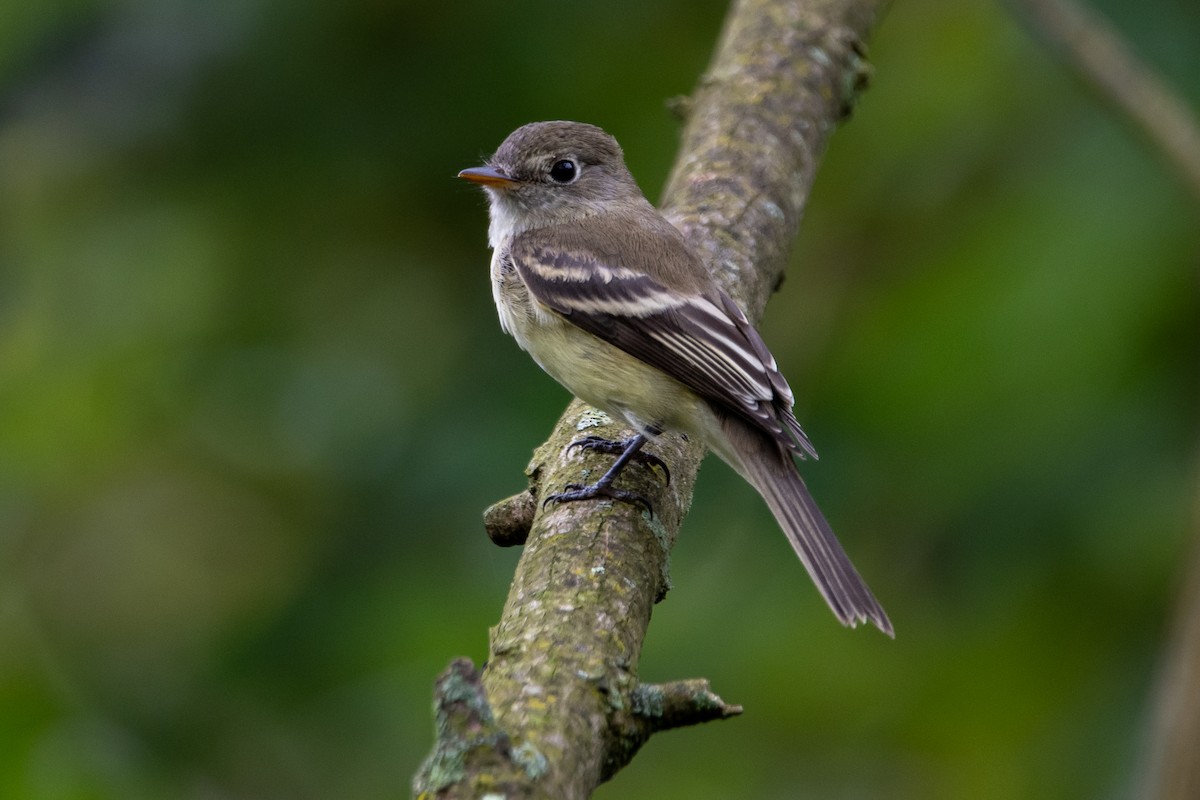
xmin=719 ymin=415 xmax=893 ymax=636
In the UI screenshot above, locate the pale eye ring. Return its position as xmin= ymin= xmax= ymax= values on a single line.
xmin=548 ymin=159 xmax=578 ymax=183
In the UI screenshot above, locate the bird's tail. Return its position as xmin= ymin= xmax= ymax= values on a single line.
xmin=717 ymin=415 xmax=893 ymax=636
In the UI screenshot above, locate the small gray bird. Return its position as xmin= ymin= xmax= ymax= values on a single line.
xmin=460 ymin=121 xmax=892 ymax=636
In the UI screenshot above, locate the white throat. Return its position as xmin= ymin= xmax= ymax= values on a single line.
xmin=486 ymin=195 xmax=524 ymax=251
xmin=484 ymin=188 xmax=621 ymax=251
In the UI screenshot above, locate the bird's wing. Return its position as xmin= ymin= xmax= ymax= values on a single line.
xmin=508 ymin=232 xmax=817 ymax=459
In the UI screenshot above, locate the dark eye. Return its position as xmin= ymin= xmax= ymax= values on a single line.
xmin=548 ymin=159 xmax=577 ymax=183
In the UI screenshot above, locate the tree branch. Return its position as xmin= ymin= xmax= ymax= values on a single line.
xmin=1005 ymin=0 xmax=1200 ymax=203
xmin=416 ymin=0 xmax=882 ymax=796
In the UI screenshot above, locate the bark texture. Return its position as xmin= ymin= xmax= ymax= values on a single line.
xmin=415 ymin=0 xmax=882 ymax=797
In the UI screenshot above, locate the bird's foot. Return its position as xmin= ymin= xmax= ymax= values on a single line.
xmin=566 ymin=435 xmax=670 ymax=484
xmin=543 ymin=433 xmax=666 ymax=515
xmin=543 ymin=480 xmax=653 ymax=514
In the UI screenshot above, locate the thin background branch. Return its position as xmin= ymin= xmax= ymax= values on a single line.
xmin=1139 ymin=512 xmax=1200 ymax=800
xmin=1003 ymin=0 xmax=1200 ymax=795
xmin=1005 ymin=0 xmax=1200 ymax=203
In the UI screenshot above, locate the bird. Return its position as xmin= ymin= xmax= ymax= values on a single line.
xmin=459 ymin=120 xmax=892 ymax=636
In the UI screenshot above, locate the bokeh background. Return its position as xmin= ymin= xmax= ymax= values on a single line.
xmin=2 ymin=0 xmax=1198 ymax=797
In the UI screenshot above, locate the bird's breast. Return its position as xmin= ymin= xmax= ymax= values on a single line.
xmin=490 ymin=248 xmax=557 ymax=341
xmin=488 ymin=249 xmax=711 ymax=439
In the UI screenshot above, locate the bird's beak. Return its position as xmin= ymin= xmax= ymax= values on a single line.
xmin=457 ymin=166 xmax=518 ymax=187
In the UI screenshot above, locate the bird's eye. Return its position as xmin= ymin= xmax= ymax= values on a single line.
xmin=548 ymin=159 xmax=578 ymax=183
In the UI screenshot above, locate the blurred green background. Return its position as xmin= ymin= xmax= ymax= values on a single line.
xmin=2 ymin=0 xmax=1198 ymax=797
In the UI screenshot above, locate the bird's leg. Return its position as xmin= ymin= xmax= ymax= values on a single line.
xmin=544 ymin=433 xmax=667 ymax=514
